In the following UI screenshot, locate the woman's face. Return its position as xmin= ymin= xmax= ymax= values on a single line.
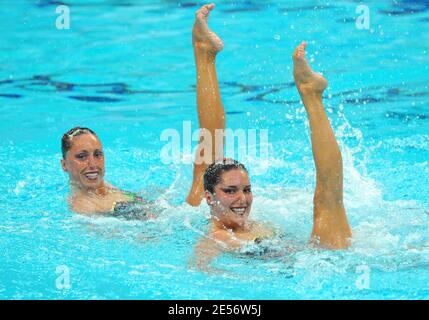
xmin=61 ymin=134 xmax=105 ymax=191
xmin=206 ymin=169 xmax=253 ymax=229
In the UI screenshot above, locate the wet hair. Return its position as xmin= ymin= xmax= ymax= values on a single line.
xmin=204 ymin=158 xmax=249 ymax=194
xmin=61 ymin=127 xmax=97 ymax=159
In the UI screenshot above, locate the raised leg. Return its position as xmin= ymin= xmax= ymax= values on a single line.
xmin=292 ymin=42 xmax=352 ymax=249
xmin=186 ymin=4 xmax=226 ymax=206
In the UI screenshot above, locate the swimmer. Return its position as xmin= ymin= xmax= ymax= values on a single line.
xmin=60 ymin=127 xmax=153 ymax=219
xmin=187 ymin=4 xmax=352 ymax=271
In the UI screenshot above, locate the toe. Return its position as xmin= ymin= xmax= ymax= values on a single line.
xmin=292 ymin=46 xmax=301 ymax=59
xmin=202 ymin=3 xmax=214 ymax=14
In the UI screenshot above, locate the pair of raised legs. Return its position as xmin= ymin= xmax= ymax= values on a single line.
xmin=186 ymin=4 xmax=351 ymax=249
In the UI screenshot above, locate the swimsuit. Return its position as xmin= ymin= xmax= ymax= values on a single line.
xmin=108 ymin=192 xmax=152 ymax=220
xmin=122 ymin=191 xmax=144 ymax=202
xmin=238 ymin=235 xmax=289 ymax=258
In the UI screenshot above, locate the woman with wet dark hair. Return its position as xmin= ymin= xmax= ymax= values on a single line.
xmin=188 ymin=4 xmax=352 ymax=271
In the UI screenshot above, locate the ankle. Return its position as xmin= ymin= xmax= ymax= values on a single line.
xmin=194 ymin=43 xmax=217 ymax=57
xmin=297 ymin=86 xmax=324 ymax=99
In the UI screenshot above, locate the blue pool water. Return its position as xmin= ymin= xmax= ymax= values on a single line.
xmin=0 ymin=0 xmax=428 ymax=299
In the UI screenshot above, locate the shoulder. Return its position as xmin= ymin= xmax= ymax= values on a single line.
xmin=70 ymin=195 xmax=110 ymax=214
xmin=211 ymin=229 xmax=232 ymax=241
xmin=250 ymin=221 xmax=277 ymax=238
xmin=207 ymin=229 xmax=242 ymax=251
xmin=70 ymin=197 xmax=93 ymax=214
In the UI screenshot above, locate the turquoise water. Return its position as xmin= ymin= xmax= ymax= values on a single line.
xmin=0 ymin=0 xmax=428 ymax=299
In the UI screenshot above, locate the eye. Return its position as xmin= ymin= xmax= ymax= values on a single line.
xmin=222 ymin=188 xmax=236 ymax=194
xmin=244 ymin=187 xmax=252 ymax=193
xmin=75 ymin=153 xmax=87 ymax=160
xmin=94 ymin=150 xmax=104 ymax=158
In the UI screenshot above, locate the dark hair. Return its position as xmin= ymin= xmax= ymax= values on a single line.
xmin=61 ymin=127 xmax=97 ymax=159
xmin=203 ymin=158 xmax=248 ymax=194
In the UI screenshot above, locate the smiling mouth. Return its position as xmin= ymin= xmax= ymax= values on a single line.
xmin=230 ymin=207 xmax=247 ymax=215
xmin=83 ymin=172 xmax=99 ymax=181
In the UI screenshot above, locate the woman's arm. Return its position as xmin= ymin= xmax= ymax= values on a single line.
xmin=191 ymin=237 xmax=223 ymax=273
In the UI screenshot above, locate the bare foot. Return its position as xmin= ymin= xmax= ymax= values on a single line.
xmin=192 ymin=3 xmax=224 ymax=54
xmin=292 ymin=41 xmax=328 ymax=96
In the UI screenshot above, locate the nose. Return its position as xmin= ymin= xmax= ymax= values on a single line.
xmin=236 ymin=190 xmax=246 ymax=203
xmin=87 ymin=154 xmax=97 ymax=167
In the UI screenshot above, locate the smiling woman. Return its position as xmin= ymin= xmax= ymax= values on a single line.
xmin=204 ymin=159 xmax=254 ymax=230
xmin=60 ymin=127 xmax=150 ymax=218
